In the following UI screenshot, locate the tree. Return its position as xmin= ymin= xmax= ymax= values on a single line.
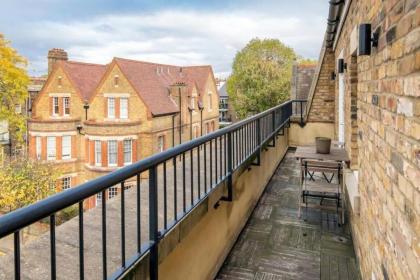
xmin=0 ymin=158 xmax=61 ymax=211
xmin=0 ymin=33 xmax=30 ymax=144
xmin=227 ymin=38 xmax=297 ymax=118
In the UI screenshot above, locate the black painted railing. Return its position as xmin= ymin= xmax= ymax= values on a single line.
xmin=0 ymin=100 xmax=306 ymax=280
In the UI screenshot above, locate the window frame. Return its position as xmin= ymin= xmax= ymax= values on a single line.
xmin=47 ymin=136 xmax=56 ymax=161
xmin=63 ymin=97 xmax=70 ymax=116
xmin=108 ymin=97 xmax=116 ymax=119
xmin=123 ymin=139 xmax=132 ymax=165
xmin=62 ymin=176 xmax=71 ymax=191
xmin=108 ymin=186 xmax=118 ymax=199
xmin=62 ymin=135 xmax=71 ymax=160
xmin=36 ymin=136 xmax=41 ymax=160
xmin=158 ymin=135 xmax=164 ymax=152
xmin=95 ymin=140 xmax=102 ymax=166
xmin=53 ymin=97 xmax=59 ymax=116
xmin=108 ymin=140 xmax=117 ymax=167
xmin=120 ymin=98 xmax=128 ymax=119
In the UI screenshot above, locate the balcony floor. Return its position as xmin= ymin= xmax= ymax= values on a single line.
xmin=216 ymin=150 xmax=361 ymax=280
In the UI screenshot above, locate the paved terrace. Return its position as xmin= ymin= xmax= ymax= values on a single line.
xmin=217 ymin=150 xmax=361 ymax=280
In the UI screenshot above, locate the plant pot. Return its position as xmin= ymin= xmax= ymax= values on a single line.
xmin=315 ymin=137 xmax=331 ymax=154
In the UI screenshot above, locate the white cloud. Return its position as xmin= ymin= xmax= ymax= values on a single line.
xmin=25 ymin=9 xmax=326 ymax=77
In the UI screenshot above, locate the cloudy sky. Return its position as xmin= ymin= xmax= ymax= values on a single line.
xmin=1 ymin=0 xmax=329 ymax=77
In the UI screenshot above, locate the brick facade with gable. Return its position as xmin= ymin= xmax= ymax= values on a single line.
xmin=28 ymin=50 xmax=219 ymax=209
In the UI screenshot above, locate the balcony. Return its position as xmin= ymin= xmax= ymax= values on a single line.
xmin=0 ymin=100 xmax=360 ymax=280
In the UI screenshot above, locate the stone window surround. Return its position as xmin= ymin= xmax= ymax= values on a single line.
xmin=103 ymin=93 xmax=131 ymax=121
xmin=48 ymin=93 xmax=71 ymax=119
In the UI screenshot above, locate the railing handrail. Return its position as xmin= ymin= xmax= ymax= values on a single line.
xmin=0 ymin=99 xmax=303 ymax=238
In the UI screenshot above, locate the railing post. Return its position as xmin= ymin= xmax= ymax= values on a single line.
xmin=222 ymin=131 xmax=233 ymax=201
xmin=300 ymin=101 xmax=304 ymax=127
xmin=149 ymin=166 xmax=159 ymax=280
xmin=271 ymin=110 xmax=276 ymax=147
xmin=252 ymin=117 xmax=261 ymax=166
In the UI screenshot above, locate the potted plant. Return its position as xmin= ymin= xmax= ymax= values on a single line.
xmin=315 ymin=137 xmax=331 ymax=154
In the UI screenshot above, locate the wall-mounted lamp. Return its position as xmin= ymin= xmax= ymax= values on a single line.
xmin=359 ymin=23 xmax=379 ymax=56
xmin=338 ymin=59 xmax=347 ymax=73
xmin=331 ymin=71 xmax=336 ymax=80
xmin=83 ymin=103 xmax=90 ymax=120
xmin=76 ymin=124 xmax=85 ymax=135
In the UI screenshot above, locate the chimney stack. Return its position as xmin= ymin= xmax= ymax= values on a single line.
xmin=47 ymin=48 xmax=68 ymax=75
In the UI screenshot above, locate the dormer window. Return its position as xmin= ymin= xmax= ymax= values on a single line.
xmin=114 ymin=75 xmax=119 ymax=87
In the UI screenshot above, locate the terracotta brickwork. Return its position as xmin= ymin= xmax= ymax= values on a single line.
xmin=308 ymin=0 xmax=420 ymax=279
xmin=29 ymin=52 xmax=219 ymax=209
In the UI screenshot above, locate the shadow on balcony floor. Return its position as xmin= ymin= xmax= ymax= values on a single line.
xmin=216 ymin=150 xmax=361 ymax=280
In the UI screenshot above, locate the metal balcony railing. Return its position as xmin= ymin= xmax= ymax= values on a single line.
xmin=0 ymin=99 xmax=306 ymax=280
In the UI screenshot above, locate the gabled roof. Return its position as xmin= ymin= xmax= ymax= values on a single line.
xmin=114 ymin=58 xmax=214 ymax=116
xmin=218 ymin=83 xmax=228 ymax=98
xmin=59 ymin=61 xmax=107 ymax=101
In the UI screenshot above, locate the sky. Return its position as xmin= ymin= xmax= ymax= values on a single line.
xmin=0 ymin=0 xmax=329 ymax=77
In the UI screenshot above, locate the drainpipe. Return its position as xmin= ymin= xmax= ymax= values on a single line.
xmin=178 ymin=88 xmax=182 ymax=145
xmin=189 ymin=108 xmax=193 ymax=139
xmin=83 ymin=103 xmax=90 ymax=121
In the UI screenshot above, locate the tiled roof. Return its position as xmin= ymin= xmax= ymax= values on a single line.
xmin=218 ymin=83 xmax=228 ymax=97
xmin=60 ymin=61 xmax=107 ymax=101
xmin=114 ymin=58 xmax=213 ymax=116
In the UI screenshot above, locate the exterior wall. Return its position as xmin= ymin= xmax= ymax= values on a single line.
xmin=308 ymin=0 xmax=420 ymax=279
xmin=288 ymin=122 xmax=335 ymax=147
xmin=307 ymin=50 xmax=336 ymax=123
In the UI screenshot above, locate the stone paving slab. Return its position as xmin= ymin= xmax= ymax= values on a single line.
xmin=216 ymin=151 xmax=361 ymax=280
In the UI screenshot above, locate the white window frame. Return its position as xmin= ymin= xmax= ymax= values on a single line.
xmin=53 ymin=97 xmax=59 ymax=116
xmin=108 ymin=140 xmax=117 ymax=167
xmin=108 ymin=186 xmax=118 ymax=199
xmin=47 ymin=136 xmax=56 ymax=160
xmin=123 ymin=139 xmax=132 ymax=165
xmin=157 ymin=136 xmax=164 ymax=152
xmin=63 ymin=97 xmax=70 ymax=116
xmin=191 ymin=96 xmax=196 ymax=110
xmin=62 ymin=177 xmax=71 ymax=190
xmin=120 ymin=98 xmax=128 ymax=119
xmin=95 ymin=140 xmax=102 ymax=166
xmin=62 ymin=135 xmax=71 ymax=160
xmin=96 ymin=192 xmax=102 ymax=206
xmin=36 ymin=136 xmax=41 ymax=160
xmin=108 ymin=97 xmax=115 ymax=119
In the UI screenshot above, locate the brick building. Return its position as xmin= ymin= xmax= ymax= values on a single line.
xmin=304 ymin=0 xmax=420 ymax=278
xmin=28 ymin=49 xmax=219 ymax=208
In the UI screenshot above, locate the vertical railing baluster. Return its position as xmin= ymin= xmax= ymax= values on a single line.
xmin=163 ymin=161 xmax=167 ymax=230
xmin=215 ymin=137 xmax=218 ymax=183
xmin=190 ymin=149 xmax=194 ymax=205
xmin=50 ymin=214 xmax=56 ymax=280
xmin=102 ymin=190 xmax=107 ymax=280
xmin=226 ymin=131 xmax=233 ymax=201
xmin=14 ymin=231 xmax=20 ymax=280
xmin=210 ymin=139 xmax=213 ymax=188
xmin=173 ymin=157 xmax=177 ymax=220
xmin=79 ymin=201 xmax=84 ymax=280
xmin=204 ymin=142 xmax=207 ymax=193
xmin=136 ymin=174 xmax=141 ymax=253
xmin=182 ymin=152 xmax=186 ymax=213
xmin=121 ymin=181 xmax=126 ymax=268
xmin=219 ymin=136 xmax=222 ymax=181
xmin=149 ymin=166 xmax=159 ymax=280
xmin=272 ymin=110 xmax=276 ymax=146
xmin=198 ymin=145 xmax=201 ymax=199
